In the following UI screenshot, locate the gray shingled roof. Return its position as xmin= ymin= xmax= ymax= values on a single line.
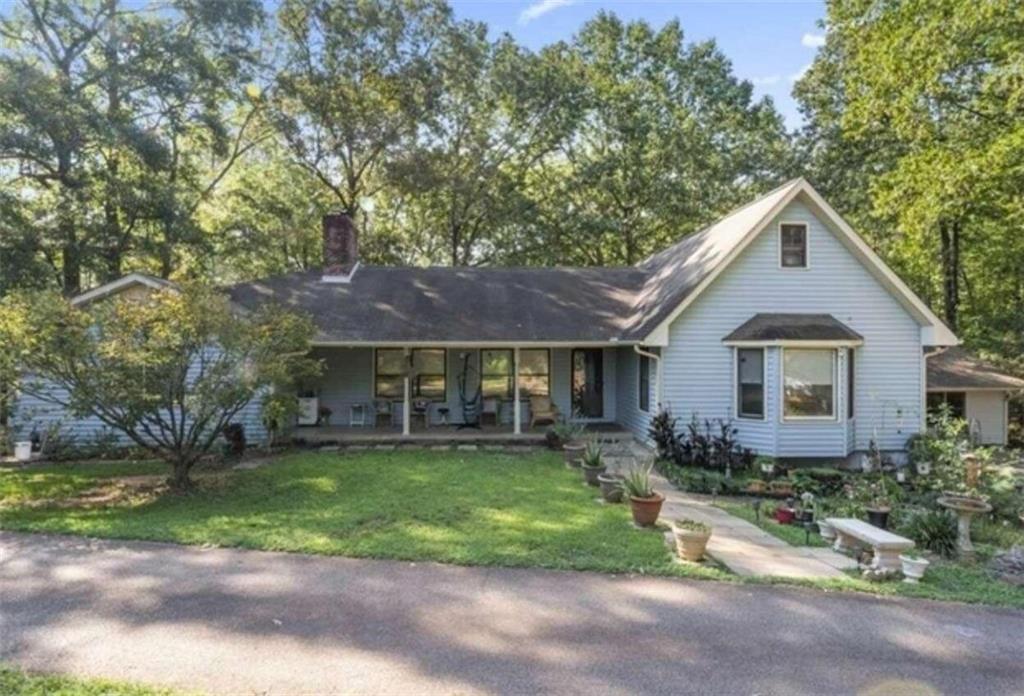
xmin=723 ymin=313 xmax=864 ymax=343
xmin=927 ymin=347 xmax=1024 ymax=391
xmin=227 ymin=180 xmax=807 ymax=344
xmin=228 ymin=266 xmax=647 ymax=343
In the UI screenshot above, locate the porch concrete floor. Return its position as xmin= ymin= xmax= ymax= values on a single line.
xmin=294 ymin=422 xmax=632 ymax=445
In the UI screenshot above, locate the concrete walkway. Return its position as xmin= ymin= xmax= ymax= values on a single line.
xmin=604 ymin=442 xmax=857 ymax=579
xmin=3 ymin=532 xmax=1022 ymax=696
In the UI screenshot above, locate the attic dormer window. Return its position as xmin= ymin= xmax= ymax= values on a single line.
xmin=780 ymin=223 xmax=808 ymax=268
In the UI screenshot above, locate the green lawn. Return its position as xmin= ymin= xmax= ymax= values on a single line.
xmin=715 ymin=501 xmax=829 ymax=547
xmin=3 ymin=451 xmax=1022 ymax=607
xmin=0 ymin=665 xmax=180 ymax=696
xmin=0 ymin=450 xmax=727 ymax=580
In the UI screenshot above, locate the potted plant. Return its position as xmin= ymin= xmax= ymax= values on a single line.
xmin=814 ymin=501 xmax=836 ymax=540
xmin=597 ymin=473 xmax=625 ymax=503
xmin=317 ymin=405 xmax=333 ymax=426
xmin=775 ymin=506 xmax=795 ymax=525
xmin=865 ymin=496 xmax=892 ymax=529
xmin=673 ymin=519 xmax=712 ymax=562
xmin=797 ymin=492 xmax=815 ymax=523
xmin=899 ymin=552 xmax=930 ymax=584
xmin=756 ymin=455 xmax=776 ymax=479
xmin=550 ymin=421 xmax=587 ymax=464
xmin=580 ymin=441 xmax=606 ymax=486
xmin=622 ymin=464 xmax=664 ymax=527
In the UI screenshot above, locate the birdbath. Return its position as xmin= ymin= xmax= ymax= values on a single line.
xmin=937 ymin=495 xmax=992 ymax=561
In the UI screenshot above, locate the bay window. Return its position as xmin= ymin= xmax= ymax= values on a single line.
xmin=783 ymin=348 xmax=836 ymax=419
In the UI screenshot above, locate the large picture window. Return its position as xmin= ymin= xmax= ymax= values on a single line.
xmin=638 ymin=355 xmax=651 ymax=413
xmin=374 ymin=349 xmax=406 ymax=399
xmin=780 ymin=223 xmax=808 ymax=268
xmin=375 ymin=348 xmax=447 ymax=400
xmin=411 ymin=349 xmax=446 ymax=400
xmin=783 ymin=348 xmax=836 ymax=419
xmin=481 ymin=349 xmax=513 ymax=398
xmin=518 ymin=349 xmax=550 ymax=396
xmin=736 ymin=348 xmax=765 ymax=419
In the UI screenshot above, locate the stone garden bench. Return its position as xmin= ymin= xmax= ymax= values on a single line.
xmin=826 ymin=518 xmax=914 ymax=572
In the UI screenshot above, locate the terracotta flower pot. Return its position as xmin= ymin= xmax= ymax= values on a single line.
xmin=582 ymin=463 xmax=607 ymax=486
xmin=563 ymin=443 xmax=586 ymax=468
xmin=775 ymin=506 xmax=795 ymax=525
xmin=629 ymin=492 xmax=665 ymax=527
xmin=673 ymin=525 xmax=712 ymax=562
xmin=597 ymin=474 xmax=624 ymax=503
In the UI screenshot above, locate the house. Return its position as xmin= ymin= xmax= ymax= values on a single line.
xmin=926 ymin=347 xmax=1024 ymax=445
xmin=14 ymin=179 xmax=1023 ymax=459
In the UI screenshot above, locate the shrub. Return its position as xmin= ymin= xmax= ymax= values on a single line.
xmin=621 ymin=464 xmax=656 ymax=498
xmin=898 ymin=509 xmax=958 ymax=558
xmin=581 ymin=441 xmax=604 ymax=468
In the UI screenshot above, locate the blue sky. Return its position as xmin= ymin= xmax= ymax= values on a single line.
xmin=450 ymin=1 xmax=826 ymax=130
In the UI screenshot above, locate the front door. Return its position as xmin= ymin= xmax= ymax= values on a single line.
xmin=572 ymin=349 xmax=604 ymax=418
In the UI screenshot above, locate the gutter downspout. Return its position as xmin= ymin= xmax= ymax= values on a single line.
xmin=634 ymin=344 xmax=662 ymax=410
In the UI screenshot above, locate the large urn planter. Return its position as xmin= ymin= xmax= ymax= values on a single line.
xmin=865 ymin=506 xmax=891 ymax=530
xmin=582 ymin=463 xmax=607 ymax=487
xmin=900 ymin=555 xmax=930 ymax=584
xmin=563 ymin=442 xmax=586 ymax=469
xmin=629 ymin=493 xmax=665 ymax=527
xmin=597 ymin=473 xmax=624 ymax=503
xmin=673 ymin=519 xmax=712 ymax=562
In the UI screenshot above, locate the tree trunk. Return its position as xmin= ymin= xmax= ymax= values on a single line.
xmin=169 ymin=458 xmax=195 ymax=491
xmin=939 ymin=219 xmax=960 ymax=331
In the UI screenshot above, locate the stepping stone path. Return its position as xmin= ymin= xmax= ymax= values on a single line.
xmin=603 ymin=440 xmax=857 ymax=580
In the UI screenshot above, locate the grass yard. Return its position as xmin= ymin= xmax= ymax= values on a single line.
xmin=0 ymin=665 xmax=180 ymax=696
xmin=714 ymin=500 xmax=829 ymax=547
xmin=0 ymin=450 xmax=728 ymax=580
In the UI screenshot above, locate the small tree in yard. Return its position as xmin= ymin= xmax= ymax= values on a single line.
xmin=0 ymin=284 xmax=320 ymax=490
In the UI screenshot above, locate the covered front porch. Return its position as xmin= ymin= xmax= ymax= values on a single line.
xmin=292 ymin=343 xmax=645 ymax=442
xmin=293 ymin=422 xmax=634 ymax=446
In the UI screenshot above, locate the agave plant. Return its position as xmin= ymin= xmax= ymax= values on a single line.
xmin=581 ymin=441 xmax=604 ymax=469
xmin=621 ymin=463 xmax=656 ymax=499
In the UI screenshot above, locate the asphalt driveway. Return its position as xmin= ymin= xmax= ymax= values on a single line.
xmin=2 ymin=531 xmax=1022 ymax=695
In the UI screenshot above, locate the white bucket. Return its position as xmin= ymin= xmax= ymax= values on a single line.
xmin=14 ymin=441 xmax=33 ymax=462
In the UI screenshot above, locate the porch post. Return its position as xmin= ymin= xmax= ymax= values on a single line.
xmin=513 ymin=346 xmax=521 ymax=435
xmin=403 ymin=347 xmax=411 ymax=436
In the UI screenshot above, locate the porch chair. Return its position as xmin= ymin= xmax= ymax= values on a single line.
xmin=412 ymin=398 xmax=430 ymax=430
xmin=374 ymin=400 xmax=395 ymax=428
xmin=481 ymin=398 xmax=500 ymax=427
xmin=529 ymin=395 xmax=560 ymax=429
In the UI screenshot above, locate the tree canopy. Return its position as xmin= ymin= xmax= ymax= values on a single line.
xmin=1 ymin=0 xmax=1021 ymax=368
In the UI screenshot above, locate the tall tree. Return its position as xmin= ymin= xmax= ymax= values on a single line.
xmin=796 ymin=0 xmax=1024 ymax=356
xmin=272 ymin=0 xmax=451 ymax=249
xmin=527 ymin=13 xmax=793 ymax=266
xmin=0 ymin=0 xmax=263 ymax=294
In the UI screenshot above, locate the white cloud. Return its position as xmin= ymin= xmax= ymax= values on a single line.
xmin=789 ymin=64 xmax=811 ymax=82
xmin=519 ymin=0 xmax=577 ymax=25
xmin=749 ymin=75 xmax=781 ymax=87
xmin=801 ymin=32 xmax=826 ymax=48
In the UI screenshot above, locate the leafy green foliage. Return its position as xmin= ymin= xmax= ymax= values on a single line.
xmin=897 ymin=509 xmax=958 ymax=558
xmin=581 ymin=441 xmax=604 ymax=469
xmin=0 ymin=285 xmax=319 ymax=488
xmin=621 ymin=463 xmax=656 ymax=499
xmin=0 ymin=664 xmax=180 ymax=696
xmin=797 ymin=0 xmax=1024 ymax=363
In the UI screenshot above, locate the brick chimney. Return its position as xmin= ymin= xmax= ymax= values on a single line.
xmin=322 ymin=213 xmax=359 ymax=282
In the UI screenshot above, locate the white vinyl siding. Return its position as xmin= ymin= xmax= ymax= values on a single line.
xmin=660 ymin=200 xmax=923 ymax=457
xmin=615 ymin=346 xmax=658 ymax=441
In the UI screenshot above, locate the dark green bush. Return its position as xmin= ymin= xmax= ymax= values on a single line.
xmin=897 ymin=509 xmax=958 ymax=558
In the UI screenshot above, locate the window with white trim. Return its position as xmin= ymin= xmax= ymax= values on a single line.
xmin=638 ymin=355 xmax=651 ymax=413
xmin=736 ymin=348 xmax=765 ymax=419
xmin=780 ymin=223 xmax=808 ymax=268
xmin=783 ymin=348 xmax=836 ymax=419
